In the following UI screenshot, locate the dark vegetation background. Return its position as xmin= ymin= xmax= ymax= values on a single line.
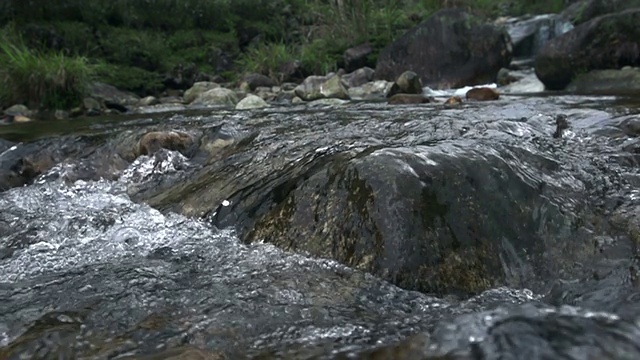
xmin=0 ymin=0 xmax=568 ymax=109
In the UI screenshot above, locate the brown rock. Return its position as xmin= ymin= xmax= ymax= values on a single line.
xmin=444 ymin=96 xmax=463 ymax=105
xmin=18 ymin=153 xmax=55 ymax=179
xmin=465 ymin=87 xmax=499 ymax=101
xmin=388 ymin=94 xmax=433 ymax=105
xmin=241 ymin=73 xmax=276 ymax=91
xmin=13 ymin=115 xmax=32 ymax=123
xmin=136 ymin=131 xmax=195 ymax=157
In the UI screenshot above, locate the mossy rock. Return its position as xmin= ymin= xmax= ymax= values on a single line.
xmin=201 ymin=143 xmax=587 ymax=296
xmin=535 ymin=8 xmax=640 ymax=90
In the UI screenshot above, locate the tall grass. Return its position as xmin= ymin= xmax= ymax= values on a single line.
xmin=0 ymin=33 xmax=94 ymax=109
xmin=236 ymin=42 xmax=299 ymax=83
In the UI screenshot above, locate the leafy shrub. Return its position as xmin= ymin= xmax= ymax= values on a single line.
xmin=236 ymin=42 xmax=298 ymax=82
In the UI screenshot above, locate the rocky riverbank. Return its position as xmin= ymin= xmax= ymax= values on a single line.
xmin=3 ymin=1 xmax=639 ymax=125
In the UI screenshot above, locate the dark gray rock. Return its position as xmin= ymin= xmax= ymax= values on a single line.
xmin=535 ymin=8 xmax=640 ymax=90
xmin=375 ymin=9 xmax=512 ymax=89
xmin=503 ymin=14 xmax=573 ymax=59
xmin=343 ymin=43 xmax=374 ymax=73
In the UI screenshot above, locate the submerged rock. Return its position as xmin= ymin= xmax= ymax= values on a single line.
xmin=466 ymin=87 xmax=500 ymax=101
xmin=135 ymin=131 xmax=196 ymax=158
xmin=444 ymin=96 xmax=463 ymax=105
xmin=387 ymin=94 xmax=433 ymax=104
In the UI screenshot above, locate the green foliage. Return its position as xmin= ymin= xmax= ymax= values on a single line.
xmin=0 ymin=31 xmax=93 ymax=109
xmin=97 ymin=27 xmax=166 ymax=72
xmin=508 ymin=0 xmax=567 ymax=16
xmin=236 ymin=42 xmax=298 ymax=82
xmin=93 ymin=63 xmax=163 ymax=96
xmin=1 ymin=0 xmax=304 ymax=34
xmin=298 ymin=38 xmax=339 ymax=76
xmin=0 ymin=0 xmax=575 ymax=102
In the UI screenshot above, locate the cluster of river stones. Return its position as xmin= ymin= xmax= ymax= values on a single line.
xmin=3 ymin=1 xmax=640 ymax=123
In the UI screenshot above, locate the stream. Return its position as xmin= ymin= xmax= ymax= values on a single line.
xmin=2 ymin=94 xmax=640 ymax=359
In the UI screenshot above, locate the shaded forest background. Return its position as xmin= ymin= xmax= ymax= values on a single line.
xmin=0 ymin=0 xmax=567 ymax=108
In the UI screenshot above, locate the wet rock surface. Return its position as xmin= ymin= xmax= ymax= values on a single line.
xmin=502 ymin=14 xmax=573 ymax=59
xmin=1 ymin=95 xmax=640 ymax=358
xmin=567 ymin=67 xmax=640 ymax=95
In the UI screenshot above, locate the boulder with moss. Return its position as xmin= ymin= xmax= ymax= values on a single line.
xmin=535 ymin=8 xmax=640 ymax=90
xmin=190 ymin=87 xmax=239 ymax=107
xmin=375 ymin=9 xmax=512 ymax=89
xmin=183 ymin=82 xmax=221 ymax=104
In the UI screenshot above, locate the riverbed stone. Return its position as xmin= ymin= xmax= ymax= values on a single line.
xmin=205 ymin=142 xmax=584 ymax=295
xmin=235 ymin=94 xmax=270 ymax=110
xmin=466 ymin=87 xmax=500 ymax=101
xmin=136 ymin=131 xmax=196 ymax=158
xmin=386 ymin=71 xmax=424 ymax=98
xmin=3 ymin=104 xmax=31 ymax=117
xmin=190 ymin=88 xmax=239 ymax=107
xmin=87 ymin=82 xmax=139 ymax=109
xmin=341 ymin=67 xmax=375 ymax=88
xmin=138 ymin=96 xmax=160 ymax=107
xmin=294 ymin=74 xmax=349 ymax=101
xmin=387 ymin=94 xmax=433 ymax=105
xmin=183 ymin=82 xmax=221 ymax=104
xmin=348 ymin=80 xmax=394 ymax=100
xmin=82 ymin=97 xmax=102 ymax=116
xmin=241 ymin=73 xmax=276 ymax=91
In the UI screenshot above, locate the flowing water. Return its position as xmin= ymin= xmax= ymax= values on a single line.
xmin=2 ymin=95 xmax=640 ymax=359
